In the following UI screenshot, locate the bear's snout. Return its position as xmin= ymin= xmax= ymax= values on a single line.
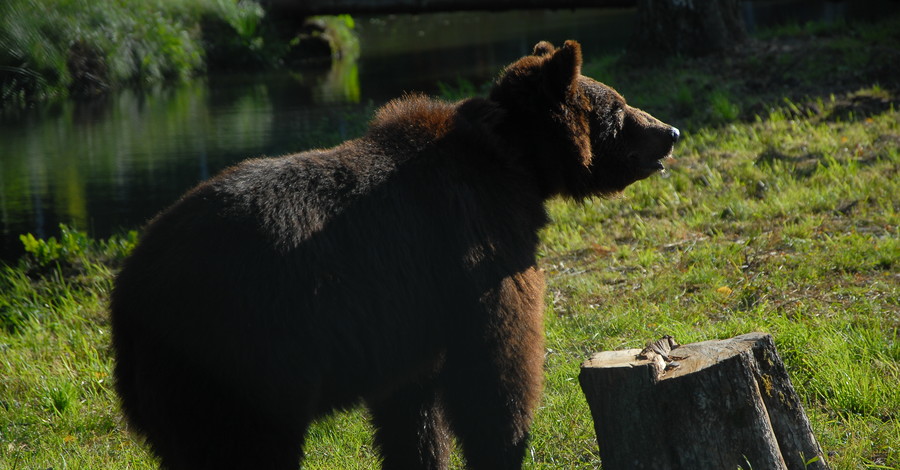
xmin=618 ymin=117 xmax=678 ymax=181
xmin=637 ymin=121 xmax=677 ymax=157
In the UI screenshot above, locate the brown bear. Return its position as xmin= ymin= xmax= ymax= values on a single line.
xmin=110 ymin=40 xmax=678 ymax=470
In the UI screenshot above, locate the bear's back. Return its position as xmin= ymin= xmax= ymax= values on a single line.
xmin=110 ymin=96 xmax=516 ymax=400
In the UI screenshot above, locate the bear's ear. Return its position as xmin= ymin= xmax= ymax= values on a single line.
xmin=532 ymin=41 xmax=555 ymax=57
xmin=544 ymin=40 xmax=582 ymax=95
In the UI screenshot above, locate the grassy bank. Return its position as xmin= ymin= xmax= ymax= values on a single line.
xmin=0 ymin=0 xmax=356 ymax=107
xmin=0 ymin=0 xmax=251 ymax=104
xmin=2 ymin=15 xmax=899 ymax=470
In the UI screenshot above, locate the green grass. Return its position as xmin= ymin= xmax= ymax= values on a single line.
xmin=2 ymin=15 xmax=900 ymax=470
xmin=0 ymin=226 xmax=145 ymax=467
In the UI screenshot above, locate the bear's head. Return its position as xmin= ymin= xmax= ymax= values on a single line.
xmin=489 ymin=40 xmax=679 ymax=199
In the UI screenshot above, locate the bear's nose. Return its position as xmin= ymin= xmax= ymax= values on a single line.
xmin=670 ymin=127 xmax=681 ymax=143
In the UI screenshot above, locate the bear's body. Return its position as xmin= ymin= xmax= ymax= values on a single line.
xmin=111 ymin=41 xmax=678 ymax=470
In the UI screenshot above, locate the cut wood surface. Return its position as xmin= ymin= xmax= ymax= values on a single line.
xmin=579 ymin=333 xmax=828 ymax=470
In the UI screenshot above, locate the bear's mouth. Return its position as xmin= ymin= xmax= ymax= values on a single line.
xmin=634 ymin=151 xmax=675 ymax=178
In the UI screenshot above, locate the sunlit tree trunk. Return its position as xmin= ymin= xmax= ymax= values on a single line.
xmin=629 ymin=0 xmax=748 ymax=58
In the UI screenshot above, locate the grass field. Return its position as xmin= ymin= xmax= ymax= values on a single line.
xmin=2 ymin=15 xmax=899 ymax=470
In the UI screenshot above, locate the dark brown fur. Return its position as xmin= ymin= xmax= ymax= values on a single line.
xmin=111 ymin=40 xmax=677 ymax=470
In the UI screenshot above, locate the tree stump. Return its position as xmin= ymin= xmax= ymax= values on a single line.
xmin=578 ymin=333 xmax=828 ymax=470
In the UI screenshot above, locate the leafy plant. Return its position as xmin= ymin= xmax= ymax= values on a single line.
xmin=437 ymin=77 xmax=482 ymax=101
xmin=710 ymin=89 xmax=741 ymax=122
xmin=19 ymin=224 xmax=135 ymax=267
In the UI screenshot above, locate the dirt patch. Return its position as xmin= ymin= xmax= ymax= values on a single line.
xmin=827 ymin=93 xmax=895 ymax=121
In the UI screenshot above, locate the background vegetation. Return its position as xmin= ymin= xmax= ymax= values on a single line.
xmin=0 ymin=0 xmax=356 ymax=107
xmin=1 ymin=13 xmax=899 ymax=470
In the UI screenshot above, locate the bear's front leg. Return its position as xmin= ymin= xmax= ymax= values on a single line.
xmin=441 ymin=269 xmax=546 ymax=470
xmin=368 ymin=379 xmax=452 ymax=470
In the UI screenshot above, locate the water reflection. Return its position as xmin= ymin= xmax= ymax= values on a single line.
xmin=0 ymin=78 xmax=370 ymax=259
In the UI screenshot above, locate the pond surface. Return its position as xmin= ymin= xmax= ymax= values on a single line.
xmin=0 ymin=2 xmax=890 ymax=260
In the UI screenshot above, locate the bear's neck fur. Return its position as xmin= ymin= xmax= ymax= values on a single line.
xmin=366 ymin=93 xmax=585 ymax=203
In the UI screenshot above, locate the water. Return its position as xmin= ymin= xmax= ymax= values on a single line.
xmin=0 ymin=2 xmax=891 ymax=260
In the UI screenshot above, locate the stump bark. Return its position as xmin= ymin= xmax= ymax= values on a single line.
xmin=578 ymin=333 xmax=828 ymax=470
